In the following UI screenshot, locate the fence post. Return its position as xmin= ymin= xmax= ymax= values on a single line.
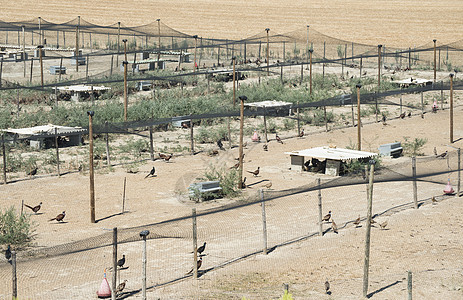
xmin=88 ymin=111 xmax=96 ymax=223
xmin=260 ymin=189 xmax=268 ymax=255
xmin=300 ymin=63 xmax=303 ymax=84
xmin=149 ymin=126 xmax=154 ymax=161
xmin=323 ymin=105 xmax=328 ymax=132
xmin=111 ymin=227 xmax=117 ymax=300
xmin=58 ymin=57 xmax=63 ymax=82
xmin=400 ymin=92 xmax=403 ymax=115
xmin=104 ymin=122 xmax=111 ymax=166
xmin=412 ymin=157 xmax=418 ymax=209
xmin=192 ymin=208 xmax=198 ymax=279
xmin=377 ymin=45 xmax=382 ymax=88
xmin=440 ymin=81 xmax=444 ymax=110
xmin=359 ymin=55 xmax=362 ymax=78
xmin=54 ymin=128 xmax=60 ymax=176
xmin=356 ymin=84 xmax=362 ymax=150
xmin=122 ymin=177 xmax=126 ymax=213
xmin=407 ymin=271 xmax=413 ymax=300
xmin=450 ymin=73 xmax=454 ymax=143
xmin=309 ymin=49 xmax=313 ymax=95
xmin=0 ymin=58 xmax=3 ymax=88
xmin=190 ymin=118 xmax=194 ymax=155
xmin=297 ymin=102 xmax=300 ymax=136
xmin=263 ymin=109 xmax=268 ymax=143
xmin=375 ymin=92 xmax=378 ymax=123
xmin=362 ymin=163 xmax=375 ymax=298
xmin=2 ymin=134 xmax=7 ymax=184
xmin=420 ymin=91 xmax=424 ymax=118
xmin=318 ymin=178 xmax=323 ymax=236
xmin=29 ymin=57 xmax=34 ymax=83
xmin=458 ymin=148 xmax=461 ymax=197
xmin=12 ymin=250 xmax=17 ymax=299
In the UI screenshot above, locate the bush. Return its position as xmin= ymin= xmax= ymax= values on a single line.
xmin=402 ymin=137 xmax=427 ymax=156
xmin=202 ymin=165 xmax=241 ymax=198
xmin=0 ymin=206 xmax=36 ymax=248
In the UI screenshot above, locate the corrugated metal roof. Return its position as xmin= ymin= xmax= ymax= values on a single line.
xmin=285 ymin=146 xmax=377 ymax=160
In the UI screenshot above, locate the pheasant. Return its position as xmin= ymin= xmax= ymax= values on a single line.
xmin=331 ymin=219 xmax=338 ymax=234
xmin=144 ymin=167 xmax=155 ymax=178
xmin=186 ymin=257 xmax=202 ymax=275
xmin=247 ymin=167 xmax=260 ymax=177
xmin=276 ymin=134 xmax=283 ymax=144
xmin=217 ymin=139 xmax=224 ymax=150
xmin=117 ymin=255 xmax=126 ymax=268
xmin=379 ymin=221 xmax=388 ymax=230
xmin=24 ymin=202 xmax=42 ymax=214
xmin=298 ymin=129 xmax=304 ymax=137
xmin=115 ymin=280 xmax=127 ymax=294
xmin=264 ymin=182 xmax=272 ymax=189
xmin=325 ymin=280 xmax=330 ymax=294
xmin=263 ymin=144 xmax=268 ymax=151
xmin=353 ymin=215 xmax=361 ymax=227
xmin=49 ymin=211 xmax=66 ymax=222
xmin=5 ymin=245 xmax=11 ymax=262
xmin=322 ymin=211 xmax=331 ymax=222
xmin=27 ymin=167 xmax=38 ymax=176
xmin=197 ymin=242 xmax=207 ymax=255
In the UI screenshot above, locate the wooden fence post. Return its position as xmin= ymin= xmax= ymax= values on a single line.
xmin=2 ymin=134 xmax=7 ymax=184
xmin=12 ymin=250 xmax=17 ymax=299
xmin=190 ymin=118 xmax=194 ymax=155
xmin=400 ymin=92 xmax=403 ymax=115
xmin=260 ymin=189 xmax=268 ymax=255
xmin=323 ymin=105 xmax=328 ymax=132
xmin=318 ymin=178 xmax=323 ymax=236
xmin=407 ymin=270 xmax=412 ymax=300
xmin=458 ymin=148 xmax=461 ymax=197
xmin=440 ymin=81 xmax=444 ymax=110
xmin=0 ymin=58 xmax=3 ymax=88
xmin=362 ymin=163 xmax=375 ymax=298
xmin=450 ymin=73 xmax=454 ymax=143
xmin=420 ymin=91 xmax=424 ymax=118
xmin=263 ymin=109 xmax=268 ymax=143
xmin=54 ymin=128 xmax=60 ymax=176
xmin=88 ymin=111 xmax=96 ymax=223
xmin=412 ymin=157 xmax=418 ymax=209
xmin=111 ymin=227 xmax=117 ymax=300
xmin=149 ymin=126 xmax=154 ymax=161
xmin=29 ymin=58 xmax=34 ymax=83
xmin=356 ymin=84 xmax=362 ymax=150
xmin=192 ymin=208 xmax=198 ymax=279
xmin=122 ymin=177 xmax=126 ymax=214
xmin=297 ymin=102 xmax=300 ymax=136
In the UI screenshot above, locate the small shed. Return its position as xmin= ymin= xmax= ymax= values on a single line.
xmin=3 ymin=124 xmax=86 ymax=149
xmin=394 ymin=77 xmax=432 ymax=88
xmin=244 ymin=100 xmax=292 ymax=117
xmin=285 ymin=146 xmax=377 ymax=176
xmin=49 ymin=65 xmax=66 ymax=75
xmin=55 ymin=85 xmax=111 ymax=102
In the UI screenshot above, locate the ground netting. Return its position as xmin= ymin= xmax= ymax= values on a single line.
xmin=0 ymin=149 xmax=460 ymax=298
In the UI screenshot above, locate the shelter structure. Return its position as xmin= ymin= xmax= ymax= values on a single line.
xmin=55 ymin=85 xmax=111 ymax=102
xmin=244 ymin=100 xmax=292 ymax=117
xmin=394 ymin=77 xmax=432 ymax=88
xmin=3 ymin=124 xmax=86 ymax=149
xmin=285 ymin=146 xmax=377 ymax=176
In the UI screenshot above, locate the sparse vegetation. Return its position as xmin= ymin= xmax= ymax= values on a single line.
xmin=0 ymin=206 xmax=36 ymax=248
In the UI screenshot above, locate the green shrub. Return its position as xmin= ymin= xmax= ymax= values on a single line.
xmin=402 ymin=137 xmax=427 ymax=156
xmin=0 ymin=206 xmax=36 ymax=248
xmin=202 ymin=165 xmax=241 ymax=198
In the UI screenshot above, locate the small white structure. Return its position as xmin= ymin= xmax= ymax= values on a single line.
xmin=55 ymin=85 xmax=111 ymax=102
xmin=285 ymin=146 xmax=377 ymax=176
xmin=244 ymin=100 xmax=292 ymax=117
xmin=394 ymin=77 xmax=432 ymax=88
xmin=3 ymin=124 xmax=86 ymax=149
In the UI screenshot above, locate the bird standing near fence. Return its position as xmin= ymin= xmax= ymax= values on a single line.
xmin=331 ymin=219 xmax=338 ymax=234
xmin=436 ymin=151 xmax=447 ymax=158
xmin=186 ymin=257 xmax=202 ymax=275
xmin=159 ymin=153 xmax=173 ymax=162
xmin=247 ymin=167 xmax=260 ymax=177
xmin=432 ymin=196 xmax=438 ymax=204
xmin=144 ymin=167 xmax=155 ymax=178
xmin=298 ymin=129 xmax=304 ymax=137
xmin=117 ymin=255 xmax=126 ymax=268
xmin=24 ymin=202 xmax=42 ymax=214
xmin=115 ymin=279 xmax=127 ymax=294
xmin=217 ymin=139 xmax=224 ymax=150
xmin=197 ymin=242 xmax=207 ymax=255
xmin=325 ymin=280 xmax=330 ymax=294
xmin=49 ymin=211 xmax=66 ymax=222
xmin=276 ymin=134 xmax=283 ymax=144
xmin=5 ymin=245 xmax=11 ymax=262
xmin=264 ymin=182 xmax=272 ymax=189
xmin=379 ymin=221 xmax=388 ymax=230
xmin=263 ymin=144 xmax=268 ymax=151
xmin=322 ymin=211 xmax=331 ymax=222
xmin=27 ymin=167 xmax=38 ymax=176
xmin=353 ymin=215 xmax=361 ymax=227
xmin=399 ymin=112 xmax=406 ymax=119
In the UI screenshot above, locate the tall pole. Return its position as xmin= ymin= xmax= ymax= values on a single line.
xmin=458 ymin=148 xmax=461 ymax=197
xmin=123 ymin=39 xmax=128 ymax=122
xmin=38 ymin=45 xmax=44 ymax=87
xmin=356 ymin=84 xmax=362 ymax=151
xmin=54 ymin=127 xmax=60 ymax=176
xmin=117 ymin=22 xmax=121 ymax=67
xmin=88 ymin=111 xmax=95 ymax=223
xmin=2 ymin=134 xmax=7 ymax=184
xmin=22 ymin=26 xmax=26 ymax=77
xmin=306 ymin=25 xmax=310 ymax=63
xmin=238 ymin=95 xmax=247 ymax=189
xmin=38 ymin=17 xmax=42 ymax=45
xmin=157 ymin=19 xmax=161 ymax=68
xmin=363 ymin=163 xmax=375 ymax=298
xmin=265 ymin=28 xmax=270 ymax=76
xmin=193 ymin=35 xmax=198 ymax=73
xmin=412 ymin=157 xmax=418 ymax=209
xmin=111 ymin=227 xmax=118 ymax=300
xmin=450 ymin=73 xmax=454 ymax=143
xmin=75 ymin=23 xmax=79 ymax=72
xmin=139 ymin=230 xmax=149 ymax=300
xmin=309 ymin=49 xmax=313 ymax=96
xmin=232 ymin=56 xmax=236 ymax=106
xmin=192 ymin=208 xmax=198 ymax=279
xmin=12 ymin=251 xmax=17 ymax=299
xmin=377 ymin=45 xmax=382 ymax=88
xmin=318 ymin=178 xmax=323 ymax=236
xmin=433 ymin=39 xmax=437 ymax=83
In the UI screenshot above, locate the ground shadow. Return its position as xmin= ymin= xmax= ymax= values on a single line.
xmin=96 ymin=212 xmax=125 ymax=223
xmin=367 ymin=280 xmax=402 ymax=298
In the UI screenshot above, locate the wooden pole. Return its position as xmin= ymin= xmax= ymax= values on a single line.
xmin=192 ymin=208 xmax=198 ymax=279
xmin=412 ymin=157 xmax=418 ymax=209
xmin=2 ymin=134 xmax=7 ymax=184
xmin=309 ymin=49 xmax=313 ymax=95
xmin=110 ymin=55 xmax=113 ymax=77
xmin=194 ymin=35 xmax=198 ymax=73
xmin=75 ymin=25 xmax=79 ymax=72
xmin=362 ymin=163 xmax=375 ymax=298
xmin=450 ymin=73 xmax=454 ymax=143
xmin=21 ymin=200 xmax=24 ymax=216
xmin=12 ymin=250 xmax=17 ymax=300
xmin=105 ymin=122 xmax=111 ymax=166
xmin=117 ymin=22 xmax=120 ymax=67
xmin=157 ymin=19 xmax=161 ymax=67
xmin=86 ymin=54 xmax=89 ymax=80
xmin=190 ymin=118 xmax=194 ymax=155
xmin=400 ymin=92 xmax=403 ymax=115
xmin=232 ymin=57 xmax=236 ymax=106
xmin=22 ymin=26 xmax=26 ymax=78
xmin=58 ymin=57 xmax=63 ymax=82
xmin=300 ymin=64 xmax=303 ymax=85
xmin=266 ymin=28 xmax=270 ymax=76
xmin=356 ymin=84 xmax=362 ymax=151
xmin=88 ymin=111 xmax=96 ymax=223
xmin=441 ymin=81 xmax=444 ymax=110
xmin=408 ymin=47 xmax=411 ymax=70
xmin=227 ymin=117 xmax=231 ymax=149
xmin=123 ymin=61 xmax=128 ymax=121
xmin=149 ymin=126 xmax=154 ymax=161
xmin=0 ymin=58 xmax=3 ymax=88
xmin=323 ymin=105 xmax=328 ymax=132
xmin=29 ymin=57 xmax=33 ymax=83
xmin=297 ymin=101 xmax=300 ymax=136
xmin=263 ymin=109 xmax=268 ymax=143
xmin=318 ymin=178 xmax=323 ymax=236
xmin=407 ymin=271 xmax=413 ymax=300
xmin=122 ymin=177 xmax=126 ymax=213
xmin=351 ymin=94 xmax=355 ymax=126
xmin=111 ymin=227 xmax=118 ymax=300
xmin=359 ymin=55 xmax=362 ymax=78
xmin=458 ymin=148 xmax=461 ymax=197
xmin=323 ymin=41 xmax=326 ymax=84
xmin=260 ymin=189 xmax=268 ymax=255
xmin=420 ymin=91 xmax=424 ymax=118
xmin=54 ymin=128 xmax=60 ymax=176
xmin=433 ymin=39 xmax=437 ymax=82
xmin=377 ymin=45 xmax=382 ymax=88
xmin=375 ymin=92 xmax=378 ymax=122
xmin=141 ymin=234 xmax=147 ymax=300
xmin=238 ymin=96 xmax=246 ymax=189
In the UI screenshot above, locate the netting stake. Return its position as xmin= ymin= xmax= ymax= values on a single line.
xmin=55 ymin=127 xmax=60 ymax=177
xmin=318 ymin=178 xmax=323 ymax=236
xmin=149 ymin=126 xmax=154 ymax=161
xmin=12 ymin=250 xmax=17 ymax=299
xmin=2 ymin=133 xmax=7 ymax=184
xmin=412 ymin=157 xmax=418 ymax=209
xmin=362 ymin=163 xmax=375 ymax=298
xmin=192 ymin=208 xmax=198 ymax=279
xmin=111 ymin=227 xmax=117 ymax=300
xmin=260 ymin=189 xmax=268 ymax=255
xmin=407 ymin=271 xmax=413 ymax=300
xmin=458 ymin=148 xmax=461 ymax=196
xmin=450 ymin=74 xmax=454 ymax=143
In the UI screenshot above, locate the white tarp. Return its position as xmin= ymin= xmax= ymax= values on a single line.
xmin=55 ymin=85 xmax=111 ymax=92
xmin=3 ymin=124 xmax=86 ymax=136
xmin=245 ymin=100 xmax=292 ymax=108
xmin=285 ymin=146 xmax=377 ymax=161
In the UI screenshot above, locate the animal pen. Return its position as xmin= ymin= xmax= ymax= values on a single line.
xmin=1 ymin=17 xmax=463 ymax=298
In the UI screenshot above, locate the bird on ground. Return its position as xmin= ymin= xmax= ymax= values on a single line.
xmin=276 ymin=134 xmax=283 ymax=144
xmin=298 ymin=129 xmax=304 ymax=137
xmin=379 ymin=221 xmax=388 ymax=230
xmin=433 ymin=147 xmax=437 ymax=156
xmin=370 ymin=218 xmax=376 ymax=225
xmin=322 ymin=211 xmax=331 ymax=222
xmin=241 ymin=177 xmax=247 ymax=189
xmin=264 ymin=182 xmax=272 ymax=189
xmin=432 ymin=196 xmax=438 ymax=204
xmin=24 ymin=202 xmax=42 ymax=214
xmin=159 ymin=153 xmax=172 ymax=162
xmin=382 ymin=114 xmax=387 ymax=125
xmin=197 ymin=242 xmax=207 ymax=255
xmin=27 ymin=167 xmax=38 ymax=176
xmin=353 ymin=215 xmax=361 ymax=227
xmin=399 ymin=112 xmax=406 ymax=119
xmin=235 ymin=153 xmax=245 ymax=161
xmin=49 ymin=211 xmax=66 ymax=222
xmin=436 ymin=151 xmax=448 ymax=158
xmin=115 ymin=280 xmax=127 ymax=294
xmin=229 ymin=162 xmax=239 ymax=169
xmin=144 ymin=167 xmax=155 ymax=178
xmin=331 ymin=219 xmax=338 ymax=234
xmin=263 ymin=144 xmax=268 ymax=151
xmin=325 ymin=280 xmax=330 ymax=294
xmin=117 ymin=255 xmax=126 ymax=268
xmin=5 ymin=245 xmax=11 ymax=262
xmin=208 ymin=150 xmax=219 ymax=156
xmin=407 ymin=111 xmax=412 ymax=118
xmin=186 ymin=257 xmax=203 ymax=275
xmin=217 ymin=139 xmax=224 ymax=150
xmin=247 ymin=167 xmax=260 ymax=177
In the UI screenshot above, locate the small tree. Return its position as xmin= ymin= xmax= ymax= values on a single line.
xmin=402 ymin=137 xmax=427 ymax=156
xmin=0 ymin=206 xmax=36 ymax=248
